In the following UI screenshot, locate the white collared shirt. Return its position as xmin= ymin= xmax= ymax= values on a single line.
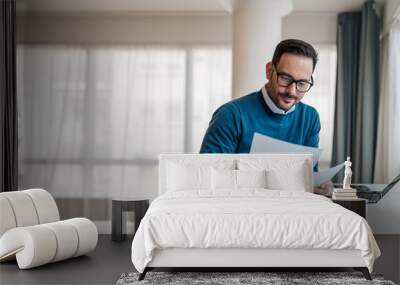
xmin=261 ymin=85 xmax=296 ymax=115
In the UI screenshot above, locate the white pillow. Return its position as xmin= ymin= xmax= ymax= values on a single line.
xmin=211 ymin=168 xmax=236 ymax=190
xmin=237 ymin=158 xmax=311 ymax=192
xmin=211 ymin=168 xmax=268 ymax=190
xmin=266 ymin=163 xmax=308 ymax=191
xmin=166 ymin=162 xmax=212 ymax=191
xmin=236 ymin=169 xmax=268 ymax=189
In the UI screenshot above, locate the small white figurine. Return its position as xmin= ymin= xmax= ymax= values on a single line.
xmin=343 ymin=156 xmax=353 ymax=190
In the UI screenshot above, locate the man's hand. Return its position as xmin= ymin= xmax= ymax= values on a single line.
xmin=314 ymin=181 xmax=333 ymax=196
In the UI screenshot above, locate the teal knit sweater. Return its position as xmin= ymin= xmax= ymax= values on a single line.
xmin=200 ymin=90 xmax=320 ymax=154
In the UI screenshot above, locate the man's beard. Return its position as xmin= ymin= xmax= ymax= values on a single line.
xmin=274 ymin=92 xmax=298 ymax=111
xmin=278 ymin=92 xmax=297 ymax=101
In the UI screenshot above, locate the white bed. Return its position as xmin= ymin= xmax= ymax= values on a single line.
xmin=131 ymin=154 xmax=380 ymax=280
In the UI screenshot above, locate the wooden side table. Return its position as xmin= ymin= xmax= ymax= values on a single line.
xmin=332 ymin=198 xmax=366 ymax=218
xmin=112 ymin=198 xmax=149 ymax=242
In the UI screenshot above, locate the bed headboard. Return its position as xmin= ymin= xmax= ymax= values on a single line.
xmin=158 ymin=153 xmax=313 ymax=195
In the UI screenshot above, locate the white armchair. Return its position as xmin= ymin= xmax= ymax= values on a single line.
xmin=0 ymin=189 xmax=98 ymax=269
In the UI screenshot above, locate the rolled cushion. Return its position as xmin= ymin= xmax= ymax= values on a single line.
xmin=0 ymin=218 xmax=98 ymax=269
xmin=0 ymin=191 xmax=39 ymax=227
xmin=0 ymin=189 xmax=59 ymax=239
xmin=0 ymin=196 xmax=17 ymax=237
xmin=0 ymin=226 xmax=57 ymax=269
xmin=64 ymin=218 xmax=98 ymax=257
xmin=42 ymin=221 xmax=79 ymax=262
xmin=24 ymin=189 xmax=60 ymax=223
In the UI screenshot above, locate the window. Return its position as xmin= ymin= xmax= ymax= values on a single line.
xmin=189 ymin=48 xmax=232 ymax=152
xmin=301 ymin=44 xmax=337 ymax=169
xmin=18 ymin=45 xmax=232 ymax=199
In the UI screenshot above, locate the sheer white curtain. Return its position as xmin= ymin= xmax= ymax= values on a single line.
xmin=18 ymin=46 xmax=187 ymax=199
xmin=190 ymin=48 xmax=232 ymax=152
xmin=302 ymin=44 xmax=337 ymax=169
xmin=374 ymin=20 xmax=400 ymax=183
xmin=17 ymin=45 xmax=231 ymax=231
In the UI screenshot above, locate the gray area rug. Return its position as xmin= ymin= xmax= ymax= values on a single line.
xmin=116 ymin=271 xmax=396 ymax=285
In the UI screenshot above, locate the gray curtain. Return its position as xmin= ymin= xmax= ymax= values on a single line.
xmin=332 ymin=12 xmax=361 ymax=181
xmin=354 ymin=1 xmax=380 ymax=183
xmin=331 ymin=1 xmax=380 ymax=183
xmin=0 ymin=0 xmax=18 ymax=192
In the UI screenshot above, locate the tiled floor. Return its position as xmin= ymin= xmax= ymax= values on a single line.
xmin=0 ymin=235 xmax=398 ymax=285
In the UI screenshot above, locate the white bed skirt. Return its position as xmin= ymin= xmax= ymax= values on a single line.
xmin=148 ymin=248 xmax=366 ymax=268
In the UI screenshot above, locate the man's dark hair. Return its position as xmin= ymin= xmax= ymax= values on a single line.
xmin=272 ymin=39 xmax=318 ymax=71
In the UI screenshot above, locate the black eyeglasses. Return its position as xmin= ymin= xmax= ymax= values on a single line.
xmin=273 ymin=66 xmax=313 ymax=92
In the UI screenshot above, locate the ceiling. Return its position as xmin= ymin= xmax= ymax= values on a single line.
xmin=16 ymin=0 xmax=231 ymax=13
xmin=17 ymin=0 xmax=384 ymax=14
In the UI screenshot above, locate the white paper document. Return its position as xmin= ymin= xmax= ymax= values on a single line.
xmin=313 ymin=162 xmax=345 ymax=187
xmin=250 ymin=132 xmax=322 ymax=167
xmin=250 ymin=132 xmax=344 ymax=187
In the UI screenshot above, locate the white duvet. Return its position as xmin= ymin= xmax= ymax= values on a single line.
xmin=131 ymin=190 xmax=380 ymax=273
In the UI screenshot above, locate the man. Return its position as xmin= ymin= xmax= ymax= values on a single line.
xmin=200 ymin=39 xmax=331 ymax=195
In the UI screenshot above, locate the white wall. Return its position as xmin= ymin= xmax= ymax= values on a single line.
xmin=17 ymin=12 xmax=231 ymax=45
xmin=282 ymin=12 xmax=337 ymax=45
